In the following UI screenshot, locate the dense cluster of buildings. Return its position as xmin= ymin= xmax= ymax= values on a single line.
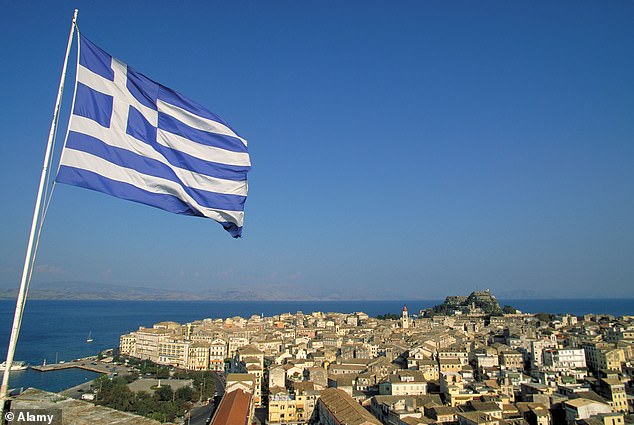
xmin=119 ymin=295 xmax=634 ymax=425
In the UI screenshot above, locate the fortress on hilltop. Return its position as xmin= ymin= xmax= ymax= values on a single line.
xmin=428 ymin=289 xmax=510 ymax=316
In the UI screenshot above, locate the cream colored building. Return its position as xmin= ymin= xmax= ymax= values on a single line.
xmin=564 ymin=398 xmax=612 ymax=425
xmin=583 ymin=343 xmax=625 ymax=372
xmin=268 ymin=389 xmax=318 ymax=424
xmin=604 ymin=326 xmax=634 ymax=343
xmin=379 ymin=375 xmax=427 ymax=396
xmin=133 ymin=327 xmax=172 ymax=362
xmin=268 ymin=390 xmax=297 ymax=424
xmin=158 ymin=339 xmax=188 ymax=367
xmin=595 ymin=379 xmax=628 ymax=413
xmin=268 ymin=365 xmax=286 ymax=389
xmin=119 ymin=333 xmax=136 ymax=357
xmin=186 ymin=341 xmax=210 ymax=370
xmin=499 ymin=350 xmax=523 ymax=371
xmin=209 ymin=338 xmax=228 ymax=372
xmin=438 ymin=348 xmax=469 ymax=366
xmin=233 ymin=345 xmax=265 ymax=407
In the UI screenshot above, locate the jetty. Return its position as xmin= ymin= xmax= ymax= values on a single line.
xmin=31 ymin=358 xmax=130 ymax=376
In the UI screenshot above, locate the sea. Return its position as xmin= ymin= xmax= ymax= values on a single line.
xmin=0 ymin=298 xmax=632 ymax=393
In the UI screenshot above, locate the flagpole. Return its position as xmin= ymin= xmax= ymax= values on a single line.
xmin=1 ymin=9 xmax=78 ymax=404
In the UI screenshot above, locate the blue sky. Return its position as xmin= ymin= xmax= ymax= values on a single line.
xmin=0 ymin=1 xmax=632 ymax=299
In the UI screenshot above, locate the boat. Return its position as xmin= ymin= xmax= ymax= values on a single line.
xmin=0 ymin=361 xmax=29 ymax=371
xmin=86 ymin=331 xmax=94 ymax=343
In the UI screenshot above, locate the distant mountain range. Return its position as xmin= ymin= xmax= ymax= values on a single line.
xmin=0 ymin=281 xmax=383 ymax=301
xmin=0 ymin=281 xmax=202 ymax=301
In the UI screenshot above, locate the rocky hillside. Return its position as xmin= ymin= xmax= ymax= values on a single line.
xmin=429 ymin=289 xmax=515 ymax=316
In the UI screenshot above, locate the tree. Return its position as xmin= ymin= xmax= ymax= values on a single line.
xmin=94 ymin=374 xmax=194 ymax=423
xmin=502 ymin=305 xmax=516 ymax=314
xmin=175 ymin=386 xmax=193 ymax=402
xmin=172 ymin=370 xmax=191 ymax=380
xmin=154 ymin=385 xmax=173 ymax=402
xmin=376 ymin=313 xmax=400 ymax=320
xmin=535 ymin=312 xmax=554 ymax=323
xmin=95 ymin=376 xmax=135 ymax=411
xmin=123 ymin=372 xmax=139 ymax=383
xmin=156 ymin=367 xmax=170 ymax=379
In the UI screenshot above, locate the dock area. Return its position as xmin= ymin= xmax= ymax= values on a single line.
xmin=31 ymin=358 xmax=131 ymax=376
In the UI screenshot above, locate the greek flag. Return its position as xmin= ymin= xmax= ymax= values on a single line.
xmin=57 ymin=34 xmax=250 ymax=237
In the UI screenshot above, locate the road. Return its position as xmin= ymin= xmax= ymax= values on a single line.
xmin=212 ymin=371 xmax=225 ymax=394
xmin=60 ymin=378 xmax=97 ymax=399
xmin=186 ymin=404 xmax=215 ymax=425
xmin=58 ymin=359 xmax=134 ymax=399
xmin=185 ymin=373 xmax=225 ymax=425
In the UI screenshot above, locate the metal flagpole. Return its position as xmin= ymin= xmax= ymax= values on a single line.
xmin=0 ymin=9 xmax=78 ymax=404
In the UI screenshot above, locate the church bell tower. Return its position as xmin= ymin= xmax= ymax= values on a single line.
xmin=401 ymin=305 xmax=410 ymax=329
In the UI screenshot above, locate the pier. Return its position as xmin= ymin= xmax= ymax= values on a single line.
xmin=31 ymin=358 xmax=131 ymax=376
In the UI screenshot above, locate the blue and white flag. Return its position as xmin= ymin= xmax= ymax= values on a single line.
xmin=57 ymin=34 xmax=251 ymax=237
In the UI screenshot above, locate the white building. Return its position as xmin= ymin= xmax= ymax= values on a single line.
xmin=379 ymin=375 xmax=427 ymax=396
xmin=543 ymin=348 xmax=587 ymax=369
xmin=563 ymin=398 xmax=612 ymax=425
xmin=402 ymin=306 xmax=410 ymax=329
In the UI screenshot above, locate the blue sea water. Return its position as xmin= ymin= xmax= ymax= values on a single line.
xmin=0 ymin=298 xmax=632 ymax=392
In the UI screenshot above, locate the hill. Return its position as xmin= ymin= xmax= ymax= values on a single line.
xmin=426 ymin=289 xmax=516 ymax=316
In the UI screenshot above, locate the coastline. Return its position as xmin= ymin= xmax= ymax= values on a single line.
xmin=1 ymin=298 xmax=633 ymax=393
xmin=25 ymin=356 xmax=131 ymax=396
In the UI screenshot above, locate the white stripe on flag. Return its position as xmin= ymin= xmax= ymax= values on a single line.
xmin=76 ymin=65 xmax=248 ymax=168
xmin=61 ymin=148 xmax=245 ymax=226
xmin=158 ymin=99 xmax=248 ymax=147
xmin=157 ymin=129 xmax=251 ymax=167
xmin=70 ymin=115 xmax=247 ymax=196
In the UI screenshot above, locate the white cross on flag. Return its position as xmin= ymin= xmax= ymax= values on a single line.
xmin=57 ymin=34 xmax=251 ymax=237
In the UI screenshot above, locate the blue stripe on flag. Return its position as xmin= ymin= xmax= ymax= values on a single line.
xmin=60 ymin=34 xmax=250 ymax=237
xmin=126 ymin=67 xmax=159 ymax=111
xmin=158 ymin=113 xmax=248 ymax=153
xmin=79 ymin=36 xmax=114 ymax=81
xmin=127 ymin=108 xmax=249 ymax=181
xmin=153 ymin=142 xmax=249 ymax=182
xmin=159 ymin=86 xmax=230 ymax=127
xmin=57 ymin=166 xmax=243 ymax=237
xmin=219 ymin=221 xmax=242 ymax=238
xmin=65 ymin=132 xmax=247 ymax=211
xmin=57 ymin=165 xmax=200 ymax=215
xmin=126 ymin=106 xmax=157 ymax=143
xmin=73 ymin=82 xmax=113 ymax=128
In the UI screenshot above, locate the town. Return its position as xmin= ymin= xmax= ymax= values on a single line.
xmin=114 ymin=291 xmax=634 ymax=425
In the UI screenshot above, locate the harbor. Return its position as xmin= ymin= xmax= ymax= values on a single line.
xmin=30 ymin=357 xmax=132 ymax=377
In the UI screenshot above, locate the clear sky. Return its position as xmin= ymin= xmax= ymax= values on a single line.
xmin=0 ymin=1 xmax=632 ymax=299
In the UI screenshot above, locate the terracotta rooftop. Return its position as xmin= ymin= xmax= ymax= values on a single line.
xmin=210 ymin=388 xmax=252 ymax=425
xmin=318 ymin=388 xmax=381 ymax=425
